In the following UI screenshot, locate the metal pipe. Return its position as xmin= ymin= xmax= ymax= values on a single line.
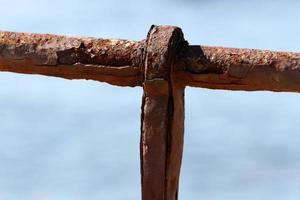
xmin=1 ymin=25 xmax=300 ymax=200
xmin=177 ymin=45 xmax=300 ymax=92
xmin=2 ymin=29 xmax=300 ymax=92
xmin=0 ymin=31 xmax=143 ymax=86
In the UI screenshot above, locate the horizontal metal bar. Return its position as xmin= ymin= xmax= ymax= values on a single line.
xmin=177 ymin=46 xmax=300 ymax=92
xmin=0 ymin=31 xmax=143 ymax=86
xmin=1 ymin=30 xmax=300 ymax=92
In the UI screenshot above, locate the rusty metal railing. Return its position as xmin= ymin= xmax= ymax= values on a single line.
xmin=1 ymin=25 xmax=300 ymax=200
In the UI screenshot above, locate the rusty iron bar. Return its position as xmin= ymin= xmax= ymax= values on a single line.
xmin=140 ymin=26 xmax=185 ymax=200
xmin=177 ymin=46 xmax=300 ymax=92
xmin=1 ymin=25 xmax=300 ymax=200
xmin=1 ymin=29 xmax=300 ymax=92
xmin=0 ymin=29 xmax=300 ymax=92
xmin=0 ymin=31 xmax=143 ymax=87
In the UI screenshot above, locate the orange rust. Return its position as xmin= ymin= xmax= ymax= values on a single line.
xmin=178 ymin=45 xmax=300 ymax=92
xmin=2 ymin=25 xmax=300 ymax=200
xmin=141 ymin=25 xmax=185 ymax=200
xmin=0 ymin=30 xmax=143 ymax=87
xmin=1 ymin=29 xmax=300 ymax=91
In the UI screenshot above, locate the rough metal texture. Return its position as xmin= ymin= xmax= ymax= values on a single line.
xmin=140 ymin=25 xmax=186 ymax=200
xmin=1 ymin=30 xmax=300 ymax=92
xmin=0 ymin=31 xmax=143 ymax=86
xmin=2 ymin=26 xmax=300 ymax=200
xmin=177 ymin=45 xmax=300 ymax=92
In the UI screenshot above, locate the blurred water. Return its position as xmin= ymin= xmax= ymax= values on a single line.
xmin=1 ymin=0 xmax=300 ymax=199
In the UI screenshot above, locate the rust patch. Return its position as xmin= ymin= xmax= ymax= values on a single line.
xmin=180 ymin=45 xmax=300 ymax=92
xmin=141 ymin=25 xmax=186 ymax=200
xmin=0 ymin=31 xmax=143 ymax=87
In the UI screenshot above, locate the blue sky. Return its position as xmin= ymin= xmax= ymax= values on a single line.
xmin=1 ymin=0 xmax=300 ymax=199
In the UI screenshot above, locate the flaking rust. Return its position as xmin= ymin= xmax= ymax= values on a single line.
xmin=0 ymin=31 xmax=140 ymax=66
xmin=0 ymin=31 xmax=143 ymax=86
xmin=178 ymin=45 xmax=300 ymax=92
xmin=1 ymin=25 xmax=300 ymax=200
xmin=1 ymin=27 xmax=300 ymax=90
xmin=141 ymin=25 xmax=185 ymax=200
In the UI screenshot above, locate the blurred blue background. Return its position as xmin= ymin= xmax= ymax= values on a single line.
xmin=1 ymin=0 xmax=300 ymax=199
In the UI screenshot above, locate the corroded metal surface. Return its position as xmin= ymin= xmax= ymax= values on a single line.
xmin=1 ymin=29 xmax=300 ymax=91
xmin=2 ymin=25 xmax=300 ymax=200
xmin=0 ymin=31 xmax=143 ymax=86
xmin=178 ymin=45 xmax=300 ymax=92
xmin=141 ymin=25 xmax=185 ymax=200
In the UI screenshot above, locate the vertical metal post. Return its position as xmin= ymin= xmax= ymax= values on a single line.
xmin=140 ymin=25 xmax=186 ymax=200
